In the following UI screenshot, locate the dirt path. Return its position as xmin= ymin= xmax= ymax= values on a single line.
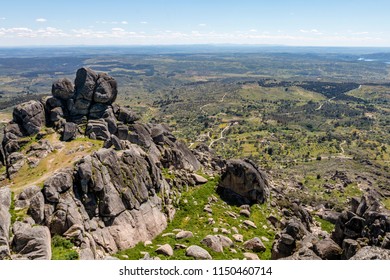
xmin=209 ymin=123 xmax=232 ymax=148
xmin=315 ymin=96 xmax=336 ymax=111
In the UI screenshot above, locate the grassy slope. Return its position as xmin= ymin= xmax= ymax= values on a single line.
xmin=116 ymin=177 xmax=278 ymax=260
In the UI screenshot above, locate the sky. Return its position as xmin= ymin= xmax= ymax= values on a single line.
xmin=0 ymin=0 xmax=389 ymax=47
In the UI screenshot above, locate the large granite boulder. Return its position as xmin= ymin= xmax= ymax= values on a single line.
xmin=12 ymin=222 xmax=52 ymax=260
xmin=12 ymin=100 xmax=45 ymax=136
xmin=52 ymin=78 xmax=74 ymax=100
xmin=218 ymin=159 xmax=269 ymax=205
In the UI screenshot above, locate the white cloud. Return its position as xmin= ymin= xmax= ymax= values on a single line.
xmin=198 ymin=23 xmax=207 ymax=27
xmin=0 ymin=17 xmax=6 ymax=20
xmin=249 ymin=29 xmax=257 ymax=32
xmin=300 ymin=29 xmax=323 ymax=35
xmin=140 ymin=21 xmax=148 ymax=24
xmin=112 ymin=28 xmax=125 ymax=32
xmin=121 ymin=21 xmax=128 ymax=25
xmin=36 ymin=18 xmax=47 ymax=22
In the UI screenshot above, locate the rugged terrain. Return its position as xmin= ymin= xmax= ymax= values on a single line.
xmin=0 ymin=65 xmax=389 ymax=260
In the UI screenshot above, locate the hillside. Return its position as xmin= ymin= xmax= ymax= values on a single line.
xmin=1 ymin=67 xmax=389 ymax=260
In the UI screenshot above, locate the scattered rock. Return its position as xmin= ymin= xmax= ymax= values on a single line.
xmin=232 ymin=234 xmax=243 ymax=242
xmin=313 ymin=238 xmax=342 ymax=260
xmin=243 ymin=237 xmax=266 ymax=252
xmin=176 ymin=231 xmax=194 ymax=240
xmin=192 ymin=174 xmax=208 ymax=184
xmin=243 ymin=252 xmax=259 ymax=260
xmin=155 ymin=244 xmax=173 ymax=257
xmin=243 ymin=220 xmax=257 ymax=229
xmin=350 ymin=246 xmax=390 ymax=260
xmin=186 ymin=245 xmax=212 ymax=260
xmin=239 ymin=209 xmax=251 ymax=217
xmin=52 ymin=78 xmax=74 ymax=100
xmin=201 ymin=235 xmax=223 ymax=252
xmin=218 ymin=159 xmax=269 ymax=205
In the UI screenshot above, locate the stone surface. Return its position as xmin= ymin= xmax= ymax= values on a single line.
xmin=350 ymin=246 xmax=390 ymax=260
xmin=243 ymin=237 xmax=266 ymax=252
xmin=218 ymin=159 xmax=269 ymax=205
xmin=155 ymin=244 xmax=174 ymax=257
xmin=243 ymin=252 xmax=259 ymax=260
xmin=13 ymin=100 xmax=46 ymax=136
xmin=12 ymin=222 xmax=51 ymax=260
xmin=0 ymin=187 xmax=11 ymax=259
xmin=176 ymin=231 xmax=194 ymax=240
xmin=52 ymin=78 xmax=74 ymax=100
xmin=63 ymin=122 xmax=78 ymax=141
xmin=201 ymin=235 xmax=223 ymax=252
xmin=313 ymin=238 xmax=342 ymax=260
xmin=186 ymin=245 xmax=212 ymax=260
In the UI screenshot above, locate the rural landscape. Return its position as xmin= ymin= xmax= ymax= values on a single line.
xmin=0 ymin=46 xmax=389 ymax=260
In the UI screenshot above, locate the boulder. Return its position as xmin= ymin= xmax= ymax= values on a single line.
xmin=13 ymin=100 xmax=45 ymax=136
xmin=201 ymin=235 xmax=223 ymax=252
xmin=74 ymin=67 xmax=98 ymax=101
xmin=186 ymin=245 xmax=212 ymax=260
xmin=62 ymin=122 xmax=78 ymax=141
xmin=350 ymin=246 xmax=390 ymax=260
xmin=176 ymin=231 xmax=194 ymax=240
xmin=313 ymin=238 xmax=342 ymax=260
xmin=218 ymin=159 xmax=269 ymax=205
xmin=94 ymin=73 xmax=117 ymax=104
xmin=117 ymin=107 xmax=139 ymax=124
xmin=243 ymin=237 xmax=266 ymax=252
xmin=155 ymin=244 xmax=173 ymax=257
xmin=12 ymin=222 xmax=51 ymax=260
xmin=42 ymin=170 xmax=73 ymax=203
xmin=86 ymin=120 xmax=110 ymax=140
xmin=342 ymin=239 xmax=360 ymax=259
xmin=52 ymin=78 xmax=74 ymax=100
xmin=243 ymin=252 xmax=259 ymax=260
xmin=192 ymin=174 xmax=208 ymax=184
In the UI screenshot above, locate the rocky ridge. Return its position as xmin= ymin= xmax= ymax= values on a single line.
xmin=0 ymin=68 xmax=271 ymax=260
xmin=1 ymin=67 xmax=389 ymax=260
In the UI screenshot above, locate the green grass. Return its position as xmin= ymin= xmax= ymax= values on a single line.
xmin=314 ymin=215 xmax=335 ymax=234
xmin=51 ymin=235 xmax=79 ymax=260
xmin=382 ymin=198 xmax=390 ymax=210
xmin=115 ymin=177 xmax=277 ymax=260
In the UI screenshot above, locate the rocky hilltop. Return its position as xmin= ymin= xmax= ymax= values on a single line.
xmin=0 ymin=68 xmax=389 ymax=260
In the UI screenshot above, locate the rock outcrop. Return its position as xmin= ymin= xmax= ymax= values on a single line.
xmin=0 ymin=187 xmax=11 ymax=259
xmin=218 ymin=159 xmax=269 ymax=205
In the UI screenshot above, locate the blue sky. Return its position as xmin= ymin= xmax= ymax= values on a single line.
xmin=0 ymin=0 xmax=389 ymax=46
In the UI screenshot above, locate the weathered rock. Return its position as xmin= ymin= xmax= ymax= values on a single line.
xmin=74 ymin=67 xmax=98 ymax=101
xmin=62 ymin=122 xmax=78 ymax=141
xmin=86 ymin=120 xmax=110 ymax=140
xmin=233 ymin=234 xmax=243 ymax=242
xmin=43 ymin=170 xmax=73 ymax=203
xmin=243 ymin=252 xmax=259 ymax=260
xmin=218 ymin=159 xmax=269 ymax=205
xmin=201 ymin=235 xmax=223 ymax=252
xmin=350 ymin=246 xmax=390 ymax=260
xmin=176 ymin=231 xmax=194 ymax=240
xmin=0 ymin=187 xmax=11 ymax=259
xmin=117 ymin=107 xmax=139 ymax=124
xmin=13 ymin=100 xmax=45 ymax=136
xmin=342 ymin=239 xmax=360 ymax=259
xmin=94 ymin=73 xmax=118 ymax=104
xmin=192 ymin=174 xmax=208 ymax=184
xmin=155 ymin=244 xmax=174 ymax=257
xmin=52 ymin=78 xmax=74 ymax=100
xmin=240 ymin=209 xmax=251 ymax=217
xmin=243 ymin=237 xmax=266 ymax=252
xmin=28 ymin=192 xmax=45 ymax=224
xmin=12 ymin=222 xmax=51 ymax=260
xmin=313 ymin=238 xmax=342 ymax=260
xmin=243 ymin=220 xmax=257 ymax=229
xmin=186 ymin=245 xmax=212 ymax=260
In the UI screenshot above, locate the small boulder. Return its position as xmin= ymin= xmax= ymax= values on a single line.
xmin=176 ymin=231 xmax=193 ymax=240
xmin=243 ymin=252 xmax=259 ymax=260
xmin=155 ymin=244 xmax=174 ymax=257
xmin=186 ymin=245 xmax=212 ymax=260
xmin=313 ymin=238 xmax=342 ymax=260
xmin=243 ymin=237 xmax=266 ymax=252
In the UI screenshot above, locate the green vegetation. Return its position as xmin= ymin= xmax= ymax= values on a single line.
xmin=51 ymin=235 xmax=79 ymax=260
xmin=116 ymin=177 xmax=277 ymax=260
xmin=9 ymin=192 xmax=28 ymax=224
xmin=314 ymin=216 xmax=335 ymax=234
